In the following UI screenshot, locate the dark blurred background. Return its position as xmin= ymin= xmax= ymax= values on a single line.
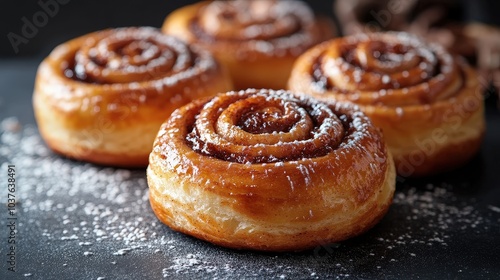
xmin=1 ymin=0 xmax=499 ymax=58
xmin=0 ymin=0 xmax=338 ymax=57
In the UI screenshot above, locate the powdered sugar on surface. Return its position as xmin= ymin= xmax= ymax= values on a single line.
xmin=1 ymin=117 xmax=498 ymax=279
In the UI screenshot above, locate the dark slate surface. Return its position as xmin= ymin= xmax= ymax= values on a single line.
xmin=1 ymin=1 xmax=500 ymax=279
xmin=1 ymin=50 xmax=500 ymax=280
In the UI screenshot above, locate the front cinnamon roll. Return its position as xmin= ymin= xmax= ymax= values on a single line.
xmin=162 ymin=0 xmax=335 ymax=90
xmin=147 ymin=89 xmax=395 ymax=251
xmin=289 ymin=32 xmax=485 ymax=177
xmin=33 ymin=27 xmax=232 ymax=167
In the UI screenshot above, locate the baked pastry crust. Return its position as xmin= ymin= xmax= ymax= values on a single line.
xmin=148 ymin=89 xmax=395 ymax=251
xmin=289 ymin=32 xmax=485 ymax=177
xmin=33 ymin=27 xmax=232 ymax=167
xmin=162 ymin=0 xmax=335 ymax=90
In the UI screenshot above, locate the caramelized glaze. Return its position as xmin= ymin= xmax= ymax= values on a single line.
xmin=162 ymin=0 xmax=335 ymax=89
xmin=190 ymin=0 xmax=316 ymax=56
xmin=289 ymin=32 xmax=485 ymax=176
xmin=33 ymin=27 xmax=232 ymax=167
xmin=148 ymin=89 xmax=396 ymax=251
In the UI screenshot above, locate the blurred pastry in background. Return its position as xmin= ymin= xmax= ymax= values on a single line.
xmin=163 ymin=0 xmax=336 ymax=90
xmin=334 ymin=0 xmax=500 ymax=98
xmin=289 ymin=31 xmax=485 ymax=176
xmin=464 ymin=22 xmax=500 ymax=103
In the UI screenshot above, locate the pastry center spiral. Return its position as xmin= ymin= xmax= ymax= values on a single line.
xmin=189 ymin=0 xmax=319 ymax=56
xmin=65 ymin=27 xmax=195 ymax=84
xmin=238 ymin=104 xmax=298 ymax=134
xmin=186 ymin=90 xmax=345 ymax=164
xmin=313 ymin=32 xmax=462 ymax=105
xmin=199 ymin=0 xmax=300 ymax=41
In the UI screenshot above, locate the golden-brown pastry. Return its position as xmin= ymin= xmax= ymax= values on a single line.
xmin=289 ymin=32 xmax=485 ymax=177
xmin=333 ymin=0 xmax=479 ymax=61
xmin=147 ymin=88 xmax=395 ymax=251
xmin=162 ymin=0 xmax=335 ymax=90
xmin=33 ymin=27 xmax=232 ymax=167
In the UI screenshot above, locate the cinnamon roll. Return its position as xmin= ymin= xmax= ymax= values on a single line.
xmin=33 ymin=27 xmax=232 ymax=167
xmin=289 ymin=32 xmax=485 ymax=177
xmin=162 ymin=0 xmax=335 ymax=90
xmin=148 ymin=89 xmax=395 ymax=251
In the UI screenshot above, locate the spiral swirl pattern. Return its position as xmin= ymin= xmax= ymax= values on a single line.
xmin=33 ymin=27 xmax=232 ymax=167
xmin=157 ymin=89 xmax=387 ymax=167
xmin=63 ymin=27 xmax=206 ymax=84
xmin=289 ymin=32 xmax=485 ymax=176
xmin=148 ymin=89 xmax=395 ymax=251
xmin=190 ymin=0 xmax=319 ymax=54
xmin=299 ymin=32 xmax=463 ymax=106
xmin=162 ymin=0 xmax=335 ymax=90
xmin=185 ymin=89 xmax=345 ymax=164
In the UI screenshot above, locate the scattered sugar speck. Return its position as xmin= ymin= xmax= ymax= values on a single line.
xmin=0 ymin=117 xmax=497 ymax=278
xmin=488 ymin=205 xmax=500 ymax=213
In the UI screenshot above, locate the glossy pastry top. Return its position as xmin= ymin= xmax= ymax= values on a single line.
xmin=151 ymin=89 xmax=390 ymax=219
xmin=185 ymin=89 xmax=346 ymax=164
xmin=291 ymin=32 xmax=469 ymax=107
xmin=39 ymin=26 xmax=221 ymax=94
xmin=62 ymin=27 xmax=204 ymax=85
xmin=171 ymin=0 xmax=325 ymax=58
xmin=34 ymin=26 xmax=233 ymax=167
xmin=36 ymin=27 xmax=226 ymax=123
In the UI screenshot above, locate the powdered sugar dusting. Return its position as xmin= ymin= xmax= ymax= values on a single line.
xmin=488 ymin=205 xmax=500 ymax=213
xmin=195 ymin=0 xmax=320 ymax=58
xmin=311 ymin=31 xmax=462 ymax=107
xmin=0 ymin=117 xmax=498 ymax=278
xmin=388 ymin=184 xmax=490 ymax=248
